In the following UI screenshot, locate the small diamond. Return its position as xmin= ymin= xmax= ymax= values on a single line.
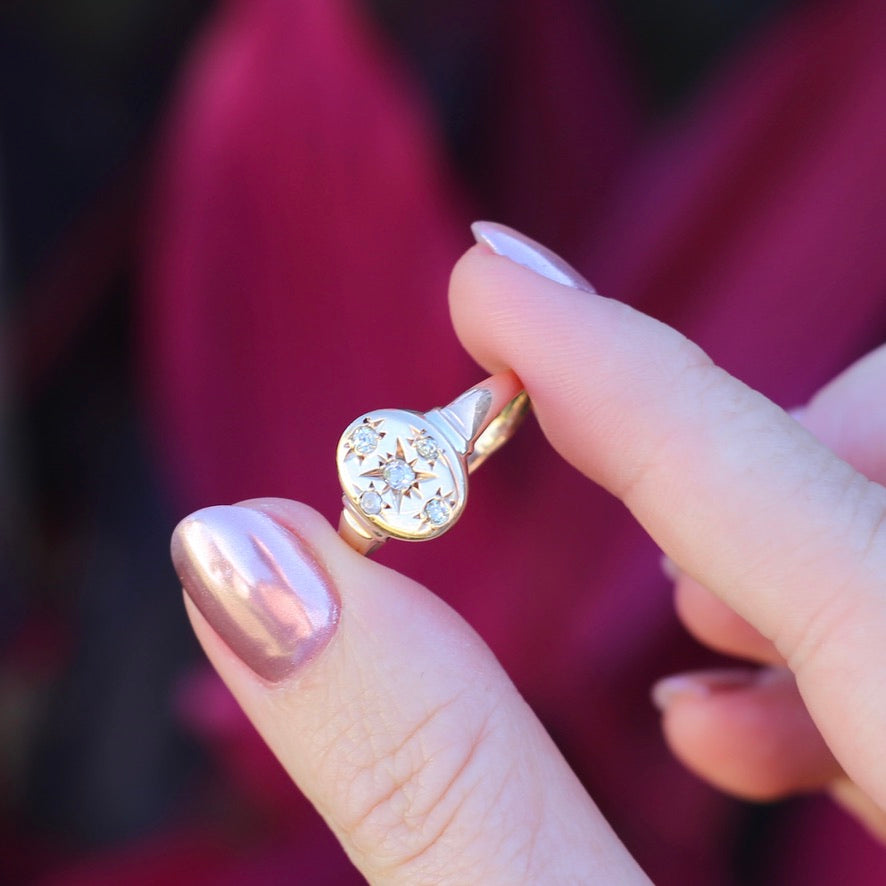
xmin=414 ymin=435 xmax=439 ymax=461
xmin=350 ymin=424 xmax=379 ymax=455
xmin=424 ymin=498 xmax=451 ymax=526
xmin=360 ymin=490 xmax=383 ymax=515
xmin=383 ymin=459 xmax=415 ymax=491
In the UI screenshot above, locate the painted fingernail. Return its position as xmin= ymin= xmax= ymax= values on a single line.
xmin=471 ymin=221 xmax=596 ymax=293
xmin=651 ymin=668 xmax=760 ymax=711
xmin=171 ymin=506 xmax=340 ymax=683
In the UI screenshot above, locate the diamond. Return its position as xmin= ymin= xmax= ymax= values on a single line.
xmin=424 ymin=498 xmax=451 ymax=526
xmin=350 ymin=424 xmax=380 ymax=455
xmin=383 ymin=459 xmax=415 ymax=491
xmin=414 ymin=435 xmax=439 ymax=461
xmin=360 ymin=489 xmax=383 ymax=515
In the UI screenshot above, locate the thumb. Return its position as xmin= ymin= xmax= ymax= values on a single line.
xmin=171 ymin=498 xmax=647 ymax=884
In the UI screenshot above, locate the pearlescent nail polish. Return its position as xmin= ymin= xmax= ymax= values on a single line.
xmin=171 ymin=505 xmax=340 ymax=683
xmin=471 ymin=220 xmax=596 ymax=293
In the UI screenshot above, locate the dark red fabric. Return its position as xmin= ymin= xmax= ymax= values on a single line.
xmin=123 ymin=0 xmax=886 ymax=881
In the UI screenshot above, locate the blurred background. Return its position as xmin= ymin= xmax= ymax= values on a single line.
xmin=2 ymin=0 xmax=886 ymax=883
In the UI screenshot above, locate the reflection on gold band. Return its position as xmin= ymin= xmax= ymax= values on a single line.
xmin=467 ymin=390 xmax=530 ymax=473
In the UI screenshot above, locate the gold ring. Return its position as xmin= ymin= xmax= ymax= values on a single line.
xmin=336 ymin=372 xmax=529 ymax=555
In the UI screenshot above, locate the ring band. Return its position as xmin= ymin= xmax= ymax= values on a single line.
xmin=336 ymin=372 xmax=529 ymax=555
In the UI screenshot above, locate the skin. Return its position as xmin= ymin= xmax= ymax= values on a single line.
xmin=184 ymin=246 xmax=886 ymax=881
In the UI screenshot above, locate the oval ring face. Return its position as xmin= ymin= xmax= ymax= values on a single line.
xmin=337 ymin=409 xmax=467 ymax=541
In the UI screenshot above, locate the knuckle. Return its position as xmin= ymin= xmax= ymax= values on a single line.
xmin=781 ymin=473 xmax=886 ymax=673
xmin=616 ymin=349 xmax=729 ymax=505
xmin=331 ymin=692 xmax=509 ymax=879
xmin=855 ymin=480 xmax=886 ymax=567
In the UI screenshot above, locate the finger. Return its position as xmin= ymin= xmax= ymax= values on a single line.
xmin=669 ymin=347 xmax=886 ymax=667
xmin=450 ymin=225 xmax=886 ymax=806
xmin=830 ymin=778 xmax=886 ymax=843
xmin=172 ymin=499 xmax=647 ymax=885
xmin=673 ymin=573 xmax=782 ymax=665
xmin=802 ymin=343 xmax=886 ymax=483
xmin=652 ymin=667 xmax=840 ymax=801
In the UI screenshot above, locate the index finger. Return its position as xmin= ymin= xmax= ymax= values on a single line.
xmin=450 ymin=225 xmax=886 ymax=807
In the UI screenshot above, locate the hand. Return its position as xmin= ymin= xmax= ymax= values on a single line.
xmin=658 ymin=347 xmax=886 ymax=839
xmin=451 ymin=225 xmax=886 ymax=844
xmin=171 ymin=224 xmax=886 ymax=882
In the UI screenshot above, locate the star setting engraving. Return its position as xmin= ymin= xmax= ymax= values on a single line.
xmin=360 ymin=437 xmax=435 ymax=513
xmin=419 ymin=490 xmax=457 ymax=527
xmin=408 ymin=427 xmax=441 ymax=466
xmin=358 ymin=483 xmax=388 ymax=516
xmin=340 ymin=412 xmax=465 ymax=538
xmin=344 ymin=418 xmax=386 ymax=464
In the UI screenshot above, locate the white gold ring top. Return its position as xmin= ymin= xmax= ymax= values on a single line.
xmin=336 ymin=372 xmax=529 ymax=555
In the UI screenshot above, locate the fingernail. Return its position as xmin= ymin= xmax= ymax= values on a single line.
xmin=171 ymin=506 xmax=340 ymax=684
xmin=660 ymin=553 xmax=679 ymax=581
xmin=651 ymin=668 xmax=760 ymax=711
xmin=471 ymin=220 xmax=596 ymax=293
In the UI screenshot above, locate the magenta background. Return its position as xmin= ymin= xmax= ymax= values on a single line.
xmin=43 ymin=0 xmax=886 ymax=882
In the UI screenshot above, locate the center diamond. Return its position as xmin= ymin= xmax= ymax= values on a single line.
xmin=383 ymin=459 xmax=415 ymax=491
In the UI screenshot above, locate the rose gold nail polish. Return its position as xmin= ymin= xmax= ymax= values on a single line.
xmin=171 ymin=505 xmax=340 ymax=683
